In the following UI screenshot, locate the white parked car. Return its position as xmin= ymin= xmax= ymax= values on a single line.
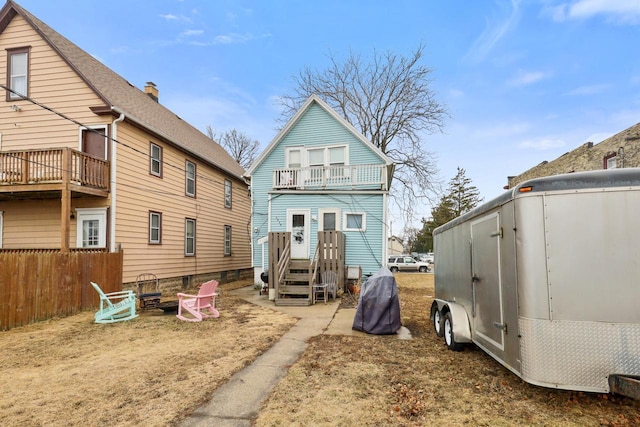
xmin=387 ymin=255 xmax=431 ymax=273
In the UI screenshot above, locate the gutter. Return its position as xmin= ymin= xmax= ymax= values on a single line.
xmin=110 ymin=109 xmax=125 ymax=252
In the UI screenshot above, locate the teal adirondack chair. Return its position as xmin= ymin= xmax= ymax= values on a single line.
xmin=90 ymin=282 xmax=138 ymax=324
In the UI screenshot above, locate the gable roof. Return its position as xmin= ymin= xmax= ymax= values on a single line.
xmin=0 ymin=1 xmax=244 ymax=180
xmin=245 ymin=94 xmax=393 ymax=177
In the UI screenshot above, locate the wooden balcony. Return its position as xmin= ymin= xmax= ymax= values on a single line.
xmin=0 ymin=148 xmax=110 ymax=199
xmin=273 ymin=164 xmax=389 ymax=190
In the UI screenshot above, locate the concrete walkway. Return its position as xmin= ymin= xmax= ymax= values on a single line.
xmin=180 ymin=286 xmax=406 ymax=427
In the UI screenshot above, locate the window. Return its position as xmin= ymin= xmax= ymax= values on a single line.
xmin=150 ymin=143 xmax=162 ymax=177
xmin=185 ymin=160 xmax=196 ymax=197
xmin=604 ymin=153 xmax=617 ymax=169
xmin=185 ymin=218 xmax=196 ymax=256
xmin=319 ymin=208 xmax=340 ymax=231
xmin=343 ymin=212 xmax=366 ymax=231
xmin=149 ymin=211 xmax=162 ymax=244
xmin=224 ymin=179 xmax=232 ymax=208
xmin=224 ymin=225 xmax=232 ymax=255
xmin=6 ymin=47 xmax=29 ymax=100
xmin=75 ymin=208 xmax=107 ymax=248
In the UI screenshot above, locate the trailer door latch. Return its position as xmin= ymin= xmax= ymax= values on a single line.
xmin=493 ymin=322 xmax=507 ymax=334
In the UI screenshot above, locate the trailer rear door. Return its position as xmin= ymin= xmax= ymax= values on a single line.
xmin=471 ymin=212 xmax=505 ymax=353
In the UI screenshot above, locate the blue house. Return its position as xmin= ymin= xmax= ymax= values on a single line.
xmin=245 ymin=95 xmax=394 ymax=305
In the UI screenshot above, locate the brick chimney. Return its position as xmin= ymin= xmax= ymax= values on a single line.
xmin=144 ymin=81 xmax=158 ymax=102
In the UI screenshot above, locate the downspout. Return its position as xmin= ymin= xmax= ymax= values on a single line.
xmin=382 ymin=192 xmax=388 ymax=265
xmin=110 ymin=108 xmax=126 ymax=252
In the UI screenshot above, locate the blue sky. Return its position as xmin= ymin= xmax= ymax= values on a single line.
xmin=15 ymin=0 xmax=640 ymax=230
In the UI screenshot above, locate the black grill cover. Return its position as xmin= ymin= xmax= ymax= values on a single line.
xmin=352 ymin=267 xmax=401 ymax=335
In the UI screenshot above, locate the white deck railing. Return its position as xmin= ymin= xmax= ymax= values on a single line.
xmin=273 ymin=164 xmax=388 ymax=190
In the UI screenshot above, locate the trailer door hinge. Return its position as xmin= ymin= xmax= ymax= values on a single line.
xmin=490 ymin=228 xmax=503 ymax=238
xmin=493 ymin=322 xmax=507 ymax=334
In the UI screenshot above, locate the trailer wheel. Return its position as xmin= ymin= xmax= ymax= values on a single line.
xmin=443 ymin=312 xmax=463 ymax=351
xmin=431 ymin=305 xmax=444 ymax=337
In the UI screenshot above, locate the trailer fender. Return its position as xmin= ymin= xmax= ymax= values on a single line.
xmin=435 ymin=300 xmax=472 ymax=343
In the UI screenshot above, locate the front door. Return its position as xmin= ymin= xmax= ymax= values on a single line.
xmin=470 ymin=212 xmax=504 ymax=352
xmin=287 ymin=209 xmax=309 ymax=259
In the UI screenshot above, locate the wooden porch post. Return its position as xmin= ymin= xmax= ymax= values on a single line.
xmin=60 ymin=149 xmax=71 ymax=253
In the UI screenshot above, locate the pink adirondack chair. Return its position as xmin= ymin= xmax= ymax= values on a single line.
xmin=176 ymin=280 xmax=220 ymax=322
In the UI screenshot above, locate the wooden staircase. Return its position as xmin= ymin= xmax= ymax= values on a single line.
xmin=276 ymin=259 xmax=313 ymax=306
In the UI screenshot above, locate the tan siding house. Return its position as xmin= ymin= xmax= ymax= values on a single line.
xmin=0 ymin=1 xmax=251 ymax=288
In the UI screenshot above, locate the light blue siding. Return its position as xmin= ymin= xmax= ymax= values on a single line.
xmin=249 ymin=99 xmax=389 ymax=277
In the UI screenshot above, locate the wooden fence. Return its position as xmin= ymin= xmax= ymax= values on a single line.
xmin=0 ymin=251 xmax=123 ymax=330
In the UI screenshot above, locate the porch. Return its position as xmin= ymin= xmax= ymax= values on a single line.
xmin=0 ymin=148 xmax=110 ymax=194
xmin=268 ymin=231 xmax=345 ymax=306
xmin=273 ymin=164 xmax=390 ymax=190
xmin=0 ymin=148 xmax=110 ymax=251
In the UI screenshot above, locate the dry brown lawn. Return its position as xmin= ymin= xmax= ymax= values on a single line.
xmin=1 ymin=274 xmax=639 ymax=426
xmin=0 ymin=279 xmax=296 ymax=426
xmin=255 ymin=273 xmax=640 ymax=427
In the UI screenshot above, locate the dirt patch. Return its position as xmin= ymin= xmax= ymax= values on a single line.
xmin=255 ymin=273 xmax=640 ymax=426
xmin=0 ymin=279 xmax=296 ymax=426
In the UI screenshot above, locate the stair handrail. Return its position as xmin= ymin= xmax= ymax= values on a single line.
xmin=277 ymin=244 xmax=291 ymax=290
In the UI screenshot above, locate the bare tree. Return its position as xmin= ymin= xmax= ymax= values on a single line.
xmin=207 ymin=126 xmax=260 ymax=169
xmin=279 ymin=44 xmax=448 ymax=220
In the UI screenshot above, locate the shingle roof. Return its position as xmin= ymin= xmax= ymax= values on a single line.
xmin=1 ymin=0 xmax=245 ymax=180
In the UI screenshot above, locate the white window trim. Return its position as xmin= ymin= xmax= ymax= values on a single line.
xmin=0 ymin=211 xmax=3 ymax=248
xmin=150 ymin=142 xmax=162 ymax=177
xmin=318 ymin=208 xmax=340 ymax=231
xmin=185 ymin=218 xmax=196 ymax=256
xmin=75 ymin=208 xmax=107 ymax=248
xmin=343 ymin=211 xmax=366 ymax=232
xmin=224 ymin=179 xmax=232 ymax=208
xmin=303 ymin=144 xmax=349 ymax=167
xmin=285 ymin=146 xmax=303 ymax=167
xmin=149 ymin=211 xmax=161 ymax=244
xmin=9 ymin=50 xmax=28 ymax=99
xmin=186 ymin=160 xmax=196 ymax=197
xmin=224 ymin=225 xmax=232 ymax=256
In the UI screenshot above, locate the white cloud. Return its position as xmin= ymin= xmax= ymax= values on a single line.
xmin=518 ymin=138 xmax=566 ymax=150
xmin=189 ymin=32 xmax=271 ymax=46
xmin=463 ymin=0 xmax=523 ymax=64
xmin=507 ymin=70 xmax=550 ymax=87
xmin=565 ymin=83 xmax=610 ymax=95
xmin=551 ymin=0 xmax=640 ymax=24
xmin=159 ymin=13 xmax=192 ymax=24
xmin=181 ymin=29 xmax=204 ymax=37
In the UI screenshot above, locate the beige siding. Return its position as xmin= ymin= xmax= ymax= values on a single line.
xmin=1 ymin=199 xmax=109 ymax=249
xmin=0 ymin=14 xmax=252 ymax=283
xmin=0 ymin=15 xmax=109 ymax=151
xmin=114 ymin=122 xmax=251 ymax=283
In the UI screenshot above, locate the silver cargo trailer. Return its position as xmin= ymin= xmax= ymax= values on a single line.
xmin=431 ymin=168 xmax=640 ymax=394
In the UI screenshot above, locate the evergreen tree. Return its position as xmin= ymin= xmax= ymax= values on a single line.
xmin=409 ymin=167 xmax=482 ymax=253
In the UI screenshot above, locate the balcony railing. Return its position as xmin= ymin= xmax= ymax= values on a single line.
xmin=0 ymin=148 xmax=109 ymax=191
xmin=273 ymin=164 xmax=388 ymax=190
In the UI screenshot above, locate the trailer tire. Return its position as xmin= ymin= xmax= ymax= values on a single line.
xmin=431 ymin=305 xmax=444 ymax=337
xmin=443 ymin=312 xmax=464 ymax=351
